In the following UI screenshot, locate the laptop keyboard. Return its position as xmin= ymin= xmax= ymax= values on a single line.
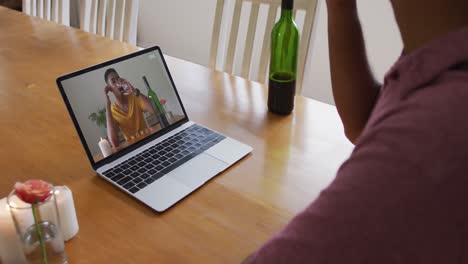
xmin=102 ymin=124 xmax=226 ymax=194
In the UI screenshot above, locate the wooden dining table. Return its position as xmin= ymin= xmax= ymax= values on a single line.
xmin=0 ymin=7 xmax=353 ymax=263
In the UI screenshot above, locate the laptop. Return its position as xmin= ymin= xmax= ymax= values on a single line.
xmin=56 ymin=46 xmax=252 ymax=212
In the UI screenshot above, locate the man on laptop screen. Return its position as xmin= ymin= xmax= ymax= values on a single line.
xmin=61 ymin=51 xmax=185 ymax=163
xmin=104 ymin=68 xmax=161 ymax=148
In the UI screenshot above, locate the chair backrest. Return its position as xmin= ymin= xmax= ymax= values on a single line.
xmin=22 ymin=0 xmax=70 ymax=26
xmin=209 ymin=0 xmax=317 ymax=94
xmin=79 ymin=0 xmax=139 ymax=45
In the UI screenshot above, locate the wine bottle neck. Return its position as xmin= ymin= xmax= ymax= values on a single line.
xmin=280 ymin=9 xmax=293 ymax=19
xmin=281 ymin=0 xmax=294 ymax=19
xmin=142 ymin=76 xmax=153 ymax=92
xmin=281 ymin=0 xmax=293 ymax=10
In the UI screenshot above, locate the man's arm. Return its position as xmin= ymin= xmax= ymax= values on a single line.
xmin=327 ymin=1 xmax=380 ymax=143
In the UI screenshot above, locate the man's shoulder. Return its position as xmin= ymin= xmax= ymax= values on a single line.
xmin=356 ymin=66 xmax=468 ymax=171
xmin=403 ymin=67 xmax=468 ymax=121
xmin=433 ymin=65 xmax=468 ymax=93
xmin=373 ymin=67 xmax=468 ymax=128
xmin=421 ymin=65 xmax=468 ymax=94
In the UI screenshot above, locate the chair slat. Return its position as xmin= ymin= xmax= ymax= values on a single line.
xmin=51 ymin=0 xmax=58 ymax=23
xmin=79 ymin=0 xmax=90 ymax=31
xmin=113 ymin=0 xmax=125 ymax=41
xmin=37 ymin=0 xmax=44 ymax=18
xmin=89 ymin=0 xmax=98 ymax=33
xmin=97 ymin=0 xmax=107 ymax=36
xmin=60 ymin=0 xmax=70 ymax=25
xmin=123 ymin=0 xmax=138 ymax=44
xmin=257 ymin=4 xmax=277 ymax=83
xmin=295 ymin=0 xmax=317 ymax=94
xmin=22 ymin=0 xmax=31 ymax=15
xmin=44 ymin=0 xmax=51 ymax=20
xmin=31 ymin=0 xmax=37 ymax=16
xmin=225 ymin=0 xmax=242 ymax=74
xmin=241 ymin=2 xmax=259 ymax=79
xmin=106 ymin=0 xmax=117 ymax=39
xmin=209 ymin=0 xmax=225 ymax=69
xmin=57 ymin=0 xmax=62 ymax=24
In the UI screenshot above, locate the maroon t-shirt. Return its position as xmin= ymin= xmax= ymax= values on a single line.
xmin=252 ymin=27 xmax=468 ymax=263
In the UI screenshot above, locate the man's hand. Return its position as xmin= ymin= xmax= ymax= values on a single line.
xmin=104 ymin=85 xmax=112 ymax=105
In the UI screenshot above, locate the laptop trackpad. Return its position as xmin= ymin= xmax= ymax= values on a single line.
xmin=135 ymin=175 xmax=192 ymax=212
xmin=168 ymin=153 xmax=228 ymax=189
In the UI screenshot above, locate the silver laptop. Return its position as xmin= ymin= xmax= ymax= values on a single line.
xmin=56 ymin=46 xmax=252 ymax=212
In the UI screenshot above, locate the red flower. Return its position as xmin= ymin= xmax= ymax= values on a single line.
xmin=14 ymin=179 xmax=53 ymax=204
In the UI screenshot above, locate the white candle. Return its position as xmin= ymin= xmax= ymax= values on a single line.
xmin=0 ymin=198 xmax=27 ymax=263
xmin=54 ymin=186 xmax=79 ymax=241
xmin=98 ymin=137 xmax=113 ymax=158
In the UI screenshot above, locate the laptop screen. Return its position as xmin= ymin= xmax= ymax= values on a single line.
xmin=58 ymin=48 xmax=187 ymax=164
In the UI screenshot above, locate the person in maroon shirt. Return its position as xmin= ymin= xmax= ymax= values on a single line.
xmin=245 ymin=0 xmax=468 ymax=263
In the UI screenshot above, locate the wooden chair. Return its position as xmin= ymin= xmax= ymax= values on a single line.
xmin=22 ymin=0 xmax=70 ymax=26
xmin=209 ymin=0 xmax=317 ymax=94
xmin=79 ymin=0 xmax=139 ymax=45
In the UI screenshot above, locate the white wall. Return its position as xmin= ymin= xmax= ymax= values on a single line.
xmin=138 ymin=0 xmax=217 ymax=66
xmin=137 ymin=0 xmax=403 ymax=105
xmin=61 ymin=51 xmax=184 ymax=157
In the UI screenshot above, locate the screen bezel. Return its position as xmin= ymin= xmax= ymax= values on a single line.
xmin=56 ymin=46 xmax=189 ymax=170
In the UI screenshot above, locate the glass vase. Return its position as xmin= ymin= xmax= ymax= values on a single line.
xmin=7 ymin=187 xmax=68 ymax=264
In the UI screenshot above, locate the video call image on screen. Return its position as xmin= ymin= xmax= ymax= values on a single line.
xmin=61 ymin=51 xmax=186 ymax=163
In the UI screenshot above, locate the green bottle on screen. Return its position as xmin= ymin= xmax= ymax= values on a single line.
xmin=268 ymin=0 xmax=299 ymax=115
xmin=142 ymin=76 xmax=170 ymax=128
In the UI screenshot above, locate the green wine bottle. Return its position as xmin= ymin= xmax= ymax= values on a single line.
xmin=142 ymin=76 xmax=170 ymax=128
xmin=268 ymin=0 xmax=299 ymax=115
